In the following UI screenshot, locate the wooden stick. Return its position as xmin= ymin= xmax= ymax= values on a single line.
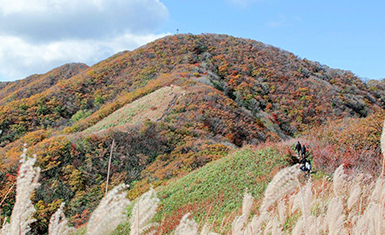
xmin=0 ymin=183 xmax=15 ymax=207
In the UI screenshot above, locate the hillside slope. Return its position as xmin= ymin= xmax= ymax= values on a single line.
xmin=0 ymin=63 xmax=88 ymax=104
xmin=153 ymin=146 xmax=289 ymax=234
xmin=85 ymin=86 xmax=184 ymax=133
xmin=0 ymin=33 xmax=384 ymax=234
xmin=0 ymin=34 xmax=383 ymax=147
xmin=0 ymin=74 xmax=272 ymax=233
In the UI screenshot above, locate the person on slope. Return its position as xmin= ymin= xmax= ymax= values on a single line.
xmin=300 ymin=156 xmax=311 ymax=177
xmin=301 ymin=144 xmax=307 ymax=158
xmin=295 ymin=141 xmax=301 ymax=158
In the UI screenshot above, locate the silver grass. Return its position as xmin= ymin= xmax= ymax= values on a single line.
xmin=333 ymin=165 xmax=346 ymax=197
xmin=378 ymin=117 xmax=385 ymax=235
xmin=296 ymin=181 xmax=312 ymax=235
xmin=302 ymin=181 xmax=313 ymax=216
xmin=291 ymin=181 xmax=312 ymax=218
xmin=271 ymin=218 xmax=282 ymax=235
xmin=348 ymin=213 xmax=359 ymax=231
xmin=288 ymin=190 xmax=296 ymax=216
xmin=200 ymin=224 xmax=219 ymax=235
xmin=263 ymin=217 xmax=274 ymax=235
xmin=325 ymin=197 xmax=346 ymax=235
xmin=174 ymin=215 xmax=218 ymax=235
xmin=129 ymin=187 xmax=160 ymax=235
xmin=347 ymin=183 xmax=361 ymax=211
xmin=86 ymin=183 xmax=130 ymax=235
xmin=242 ymin=165 xmax=301 ymax=234
xmin=244 ymin=207 xmax=277 ymax=234
xmin=308 ymin=215 xmax=324 ymax=235
xmin=174 ymin=213 xmax=198 ymax=235
xmin=289 ymin=192 xmax=299 ymax=215
xmin=293 ymin=215 xmax=323 ymax=235
xmin=347 ymin=173 xmax=368 ymax=213
xmin=231 ymin=191 xmax=253 ymax=235
xmin=243 ymin=214 xmax=263 ymax=235
xmin=267 ymin=197 xmax=287 ymax=235
xmin=48 ymin=203 xmax=75 ymax=235
xmin=259 ymin=164 xmax=301 ymax=213
xmin=370 ymin=177 xmax=385 ymax=235
xmin=352 ymin=176 xmax=385 ymax=235
xmin=292 ymin=216 xmax=305 ymax=235
xmin=381 ymin=117 xmax=385 ymax=176
xmin=370 ymin=177 xmax=385 ymax=203
xmin=264 ymin=216 xmax=281 ymax=235
xmin=353 ymin=202 xmax=378 ymax=235
xmin=277 ymin=200 xmax=286 ymax=224
xmin=0 ymin=149 xmax=40 ymax=235
xmin=0 ymin=216 xmax=10 ymax=234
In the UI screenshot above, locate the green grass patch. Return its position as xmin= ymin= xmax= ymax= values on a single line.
xmin=92 ymin=146 xmax=289 ymax=234
xmin=154 ymin=146 xmax=289 ymax=233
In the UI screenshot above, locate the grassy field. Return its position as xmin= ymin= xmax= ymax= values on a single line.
xmin=112 ymin=145 xmax=290 ymax=234
xmin=86 ymin=86 xmax=184 ymax=133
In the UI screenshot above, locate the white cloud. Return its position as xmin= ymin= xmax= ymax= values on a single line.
xmin=0 ymin=33 xmax=170 ymax=81
xmin=0 ymin=0 xmax=169 ymax=81
xmin=0 ymin=0 xmax=168 ymax=41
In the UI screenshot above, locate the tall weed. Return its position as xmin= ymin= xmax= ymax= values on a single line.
xmin=0 ymin=149 xmax=40 ymax=235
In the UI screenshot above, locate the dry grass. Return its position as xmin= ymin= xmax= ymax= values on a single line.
xmin=48 ymin=203 xmax=75 ymax=235
xmin=129 ymin=187 xmax=160 ymax=235
xmin=86 ymin=86 xmax=184 ymax=133
xmin=86 ymin=184 xmax=130 ymax=235
xmin=231 ymin=191 xmax=254 ymax=235
xmin=224 ymin=163 xmax=385 ymax=235
xmin=174 ymin=213 xmax=199 ymax=235
xmin=0 ymin=149 xmax=40 ymax=235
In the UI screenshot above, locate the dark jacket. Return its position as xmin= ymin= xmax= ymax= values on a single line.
xmin=301 ymin=145 xmax=307 ymax=156
xmin=295 ymin=142 xmax=301 ymax=152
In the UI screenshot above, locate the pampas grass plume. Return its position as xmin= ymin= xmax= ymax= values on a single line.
xmin=86 ymin=183 xmax=130 ymax=235
xmin=231 ymin=191 xmax=253 ymax=234
xmin=347 ymin=184 xmax=361 ymax=211
xmin=0 ymin=149 xmax=40 ymax=235
xmin=333 ymin=165 xmax=346 ymax=197
xmin=260 ymin=164 xmax=301 ymax=213
xmin=130 ymin=187 xmax=160 ymax=235
xmin=48 ymin=203 xmax=74 ymax=235
xmin=200 ymin=224 xmax=219 ymax=235
xmin=325 ymin=197 xmax=346 ymax=235
xmin=174 ymin=213 xmax=198 ymax=235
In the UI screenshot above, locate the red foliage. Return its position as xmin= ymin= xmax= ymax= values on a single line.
xmin=71 ymin=209 xmax=90 ymax=228
xmin=304 ymin=111 xmax=384 ymax=176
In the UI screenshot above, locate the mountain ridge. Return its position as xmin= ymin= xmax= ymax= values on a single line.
xmin=0 ymin=34 xmax=383 ymax=144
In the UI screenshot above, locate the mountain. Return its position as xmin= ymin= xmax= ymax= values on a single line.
xmin=0 ymin=63 xmax=88 ymax=104
xmin=0 ymin=33 xmax=384 ymax=234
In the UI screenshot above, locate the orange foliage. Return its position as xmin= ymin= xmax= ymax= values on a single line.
xmin=304 ymin=111 xmax=384 ymax=175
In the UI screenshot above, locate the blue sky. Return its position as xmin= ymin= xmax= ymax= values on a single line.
xmin=0 ymin=0 xmax=383 ymax=81
xmin=161 ymin=0 xmax=384 ymax=80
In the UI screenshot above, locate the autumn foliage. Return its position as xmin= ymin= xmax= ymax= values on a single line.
xmin=0 ymin=33 xmax=384 ymax=233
